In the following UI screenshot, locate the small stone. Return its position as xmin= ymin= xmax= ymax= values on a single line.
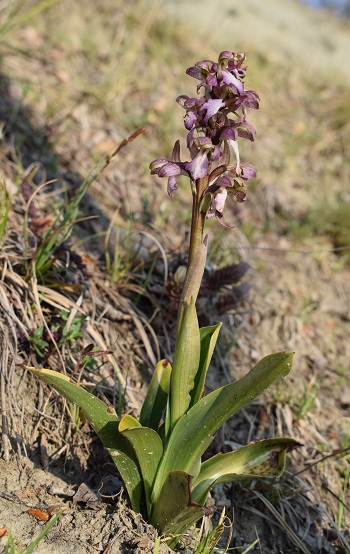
xmin=340 ymin=392 xmax=350 ymax=409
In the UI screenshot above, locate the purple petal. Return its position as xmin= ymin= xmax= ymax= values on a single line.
xmin=220 ymin=127 xmax=238 ymax=141
xmin=197 ymin=136 xmax=212 ymax=148
xmin=195 ymin=60 xmax=213 ymax=72
xmin=206 ymin=74 xmax=218 ymax=88
xmin=184 ymin=111 xmax=198 ymax=130
xmin=217 ymin=175 xmax=233 ymax=188
xmin=149 ymin=158 xmax=169 ymax=172
xmin=211 ymin=145 xmax=223 ymax=161
xmin=158 ymin=162 xmax=183 ymax=178
xmin=184 ymin=97 xmax=200 ymax=109
xmin=186 ymin=66 xmax=204 ymax=80
xmin=218 ymin=51 xmax=233 ymax=62
xmin=220 ymin=69 xmax=244 ymax=93
xmin=240 ymin=161 xmax=256 ymax=179
xmin=185 ymin=150 xmax=209 ymax=180
xmin=202 ymin=99 xmax=224 ymax=123
xmin=234 ymin=120 xmax=256 ymax=141
xmin=186 ymin=132 xmax=212 ymax=150
xmin=167 ymin=176 xmax=178 ymax=197
xmin=176 ymin=95 xmax=189 ymax=108
xmin=242 ymin=90 xmax=260 ymax=109
xmin=172 ymin=140 xmax=181 ymax=162
xmin=213 ymin=188 xmax=228 ymax=214
xmin=186 ymin=128 xmax=196 ymax=149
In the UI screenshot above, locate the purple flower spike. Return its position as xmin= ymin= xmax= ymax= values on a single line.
xmin=150 ymin=50 xmax=259 ymax=221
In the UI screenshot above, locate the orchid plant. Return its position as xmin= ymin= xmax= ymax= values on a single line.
xmin=26 ymin=51 xmax=298 ymax=549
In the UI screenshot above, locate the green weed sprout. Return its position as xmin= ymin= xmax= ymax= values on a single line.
xmin=0 ymin=177 xmax=11 ymax=244
xmin=25 ymin=129 xmax=144 ymax=282
xmin=26 ymin=52 xmax=299 ymax=548
xmin=3 ymin=511 xmax=62 ymax=554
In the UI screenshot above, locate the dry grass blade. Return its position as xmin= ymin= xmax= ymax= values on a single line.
xmin=0 ymin=281 xmax=29 ymax=335
xmin=36 ymin=284 xmax=136 ymax=402
xmin=251 ymin=490 xmax=312 ymax=554
xmin=85 ymin=323 xmax=137 ymax=405
xmin=104 ymin=128 xmax=145 ymax=167
xmin=0 ymin=324 xmax=11 ymax=462
xmin=30 ymin=270 xmax=65 ymax=370
xmin=62 ymin=290 xmax=84 ymax=334
xmin=0 ymin=274 xmax=23 ymax=457
xmin=241 ymin=538 xmax=260 ymax=554
xmin=136 ymin=230 xmax=169 ymax=283
xmin=131 ymin=314 xmax=159 ymax=368
xmin=95 ymin=276 xmax=160 ymax=369
xmin=36 ymin=285 xmax=87 ymax=314
xmin=293 ymin=446 xmax=350 ymax=479
xmin=294 ymin=475 xmax=350 ymax=553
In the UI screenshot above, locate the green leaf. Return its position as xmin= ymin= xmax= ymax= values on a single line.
xmin=139 ymin=359 xmax=172 ymax=431
xmin=25 ymin=510 xmax=63 ymax=554
xmin=0 ymin=178 xmax=11 ymax=243
xmin=119 ymin=416 xmax=164 ymax=517
xmin=25 ymin=367 xmax=143 ymax=511
xmin=192 ymin=438 xmax=301 ymax=505
xmin=169 ymin=298 xmax=201 ymax=431
xmin=152 ymin=352 xmax=294 ymax=505
xmin=190 ymin=323 xmax=222 ymax=407
xmin=119 ymin=414 xmax=142 ymax=430
xmin=150 ymin=470 xmax=204 ymax=540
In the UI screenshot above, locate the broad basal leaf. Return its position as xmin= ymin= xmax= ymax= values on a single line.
xmin=152 ymin=352 xmax=294 ymax=505
xmin=119 ymin=415 xmax=163 ymax=517
xmin=25 ymin=367 xmax=143 ymax=511
xmin=192 ymin=438 xmax=301 ymax=505
xmin=150 ymin=470 xmax=204 ymax=541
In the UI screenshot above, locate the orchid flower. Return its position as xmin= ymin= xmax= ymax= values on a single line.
xmin=150 ymin=51 xmax=259 ymax=235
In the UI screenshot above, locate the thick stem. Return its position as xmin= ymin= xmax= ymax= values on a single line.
xmin=187 ymin=177 xmax=208 ymax=268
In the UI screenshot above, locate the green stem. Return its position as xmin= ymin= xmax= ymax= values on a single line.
xmin=187 ymin=177 xmax=208 ymax=268
xmin=173 ymin=176 xmax=208 ymax=372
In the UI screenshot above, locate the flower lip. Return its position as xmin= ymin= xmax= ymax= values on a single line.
xmin=219 ymin=69 xmax=244 ymax=93
xmin=212 ymin=187 xmax=227 ymax=215
xmin=202 ymin=99 xmax=225 ymax=123
xmin=167 ymin=175 xmax=178 ymax=197
xmin=184 ymin=150 xmax=209 ymax=180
